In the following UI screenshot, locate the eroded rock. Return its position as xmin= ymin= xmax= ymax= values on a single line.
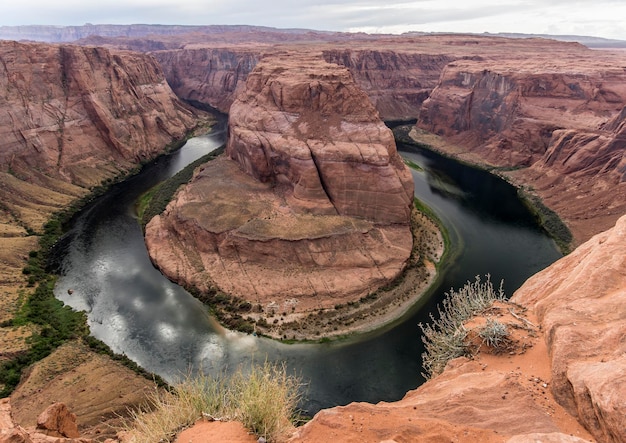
xmin=512 ymin=214 xmax=626 ymax=443
xmin=145 ymin=53 xmax=419 ymax=333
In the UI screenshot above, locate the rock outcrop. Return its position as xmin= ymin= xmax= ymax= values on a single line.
xmin=153 ymin=47 xmax=261 ymax=114
xmin=512 ymin=214 xmax=626 ymax=443
xmin=322 ymin=49 xmax=454 ymax=121
xmin=415 ymin=43 xmax=626 ymax=243
xmin=145 ymin=53 xmax=418 ymax=329
xmin=288 ymin=215 xmax=626 ymax=443
xmin=0 ymin=40 xmax=200 ymax=188
xmin=1 ymin=398 xmax=93 ymax=443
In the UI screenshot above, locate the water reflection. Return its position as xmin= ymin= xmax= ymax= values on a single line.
xmin=53 ymin=132 xmax=561 ymax=414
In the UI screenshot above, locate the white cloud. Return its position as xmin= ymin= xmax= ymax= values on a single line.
xmin=2 ymin=0 xmax=626 ymax=40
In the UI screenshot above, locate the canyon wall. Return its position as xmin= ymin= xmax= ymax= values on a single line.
xmin=414 ymin=44 xmax=626 ymax=243
xmin=0 ymin=40 xmax=201 ymax=189
xmin=153 ymin=46 xmax=453 ymax=121
xmin=322 ymin=49 xmax=454 ymax=121
xmin=153 ymin=47 xmax=261 ymax=114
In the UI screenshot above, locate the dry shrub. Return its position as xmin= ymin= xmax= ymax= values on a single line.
xmin=419 ymin=274 xmax=505 ymax=378
xmin=125 ymin=362 xmax=302 ymax=443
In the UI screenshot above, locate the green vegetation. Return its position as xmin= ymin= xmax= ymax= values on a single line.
xmin=0 ymin=212 xmax=90 ymax=396
xmin=126 ymin=361 xmax=304 ymax=443
xmin=0 ymin=132 xmax=218 ymax=397
xmin=138 ymin=145 xmax=225 ymax=227
xmin=478 ymin=318 xmax=509 ymax=349
xmin=519 ymin=191 xmax=573 ymax=254
xmin=418 ymin=275 xmax=505 ymax=379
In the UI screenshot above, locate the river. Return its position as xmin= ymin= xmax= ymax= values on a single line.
xmin=52 ymin=125 xmax=561 ymax=414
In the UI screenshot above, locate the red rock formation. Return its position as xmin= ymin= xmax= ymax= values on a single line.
xmin=1 ymin=398 xmax=93 ymax=443
xmin=227 ymin=54 xmax=414 ymax=223
xmin=512 ymin=214 xmax=626 ymax=443
xmin=415 ymin=45 xmax=626 ymax=242
xmin=322 ymin=49 xmax=454 ymax=121
xmin=0 ymin=40 xmax=201 ymax=188
xmin=36 ymin=403 xmax=79 ymax=439
xmin=153 ymin=47 xmax=261 ymax=114
xmin=145 ymin=53 xmax=416 ymax=321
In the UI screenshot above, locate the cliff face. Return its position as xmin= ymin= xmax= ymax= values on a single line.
xmin=322 ymin=49 xmax=454 ymax=121
xmin=0 ymin=40 xmax=200 ymax=188
xmin=145 ymin=53 xmax=420 ymax=332
xmin=512 ymin=214 xmax=626 ymax=443
xmin=153 ymin=46 xmax=453 ymax=122
xmin=415 ymin=47 xmax=626 ymax=243
xmin=226 ymin=53 xmax=414 ymax=223
xmin=153 ymin=48 xmax=261 ymax=114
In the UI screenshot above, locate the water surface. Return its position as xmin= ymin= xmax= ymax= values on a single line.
xmin=53 ymin=131 xmax=561 ymax=414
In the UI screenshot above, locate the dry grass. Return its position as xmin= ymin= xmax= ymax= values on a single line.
xmin=125 ymin=362 xmax=303 ymax=443
xmin=419 ymin=275 xmax=505 ymax=379
xmin=230 ymin=361 xmax=303 ymax=441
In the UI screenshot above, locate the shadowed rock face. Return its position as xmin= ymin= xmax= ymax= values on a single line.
xmin=145 ymin=54 xmax=415 ymax=313
xmin=416 ymin=50 xmax=626 ymax=243
xmin=322 ymin=49 xmax=454 ymax=121
xmin=226 ymin=54 xmax=414 ymax=224
xmin=0 ymin=40 xmax=200 ymax=188
xmin=154 ymin=47 xmax=261 ymax=114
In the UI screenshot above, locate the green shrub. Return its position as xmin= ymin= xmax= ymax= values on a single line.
xmin=478 ymin=318 xmax=509 ymax=349
xmin=419 ymin=275 xmax=505 ymax=379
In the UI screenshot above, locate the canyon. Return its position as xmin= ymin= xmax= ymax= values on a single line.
xmin=0 ymin=25 xmax=624 ymax=443
xmin=144 ymin=53 xmax=442 ymax=339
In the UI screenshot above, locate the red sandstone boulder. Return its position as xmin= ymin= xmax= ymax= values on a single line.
xmin=36 ymin=403 xmax=79 ymax=439
xmin=513 ymin=214 xmax=626 ymax=443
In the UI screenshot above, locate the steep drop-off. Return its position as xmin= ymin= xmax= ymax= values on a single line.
xmin=416 ymin=46 xmax=626 ymax=243
xmin=145 ymin=53 xmax=437 ymax=338
xmin=0 ymin=40 xmax=207 ymax=423
xmin=153 ymin=47 xmax=261 ymax=114
xmin=291 ymin=214 xmax=626 ymax=443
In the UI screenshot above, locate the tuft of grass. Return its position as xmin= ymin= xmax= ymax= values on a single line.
xmin=230 ymin=361 xmax=303 ymax=442
xmin=478 ymin=318 xmax=509 ymax=349
xmin=126 ymin=372 xmax=229 ymax=443
xmin=126 ymin=362 xmax=303 ymax=443
xmin=419 ymin=274 xmax=505 ymax=379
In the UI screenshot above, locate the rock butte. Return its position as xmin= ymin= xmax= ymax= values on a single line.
xmin=145 ymin=53 xmax=422 ymax=325
xmin=0 ymin=26 xmax=624 ymax=443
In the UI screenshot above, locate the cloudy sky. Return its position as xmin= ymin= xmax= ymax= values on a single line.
xmin=3 ymin=0 xmax=626 ymax=41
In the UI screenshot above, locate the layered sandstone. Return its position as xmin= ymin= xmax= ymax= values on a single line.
xmin=416 ymin=44 xmax=626 ymax=243
xmin=0 ymin=40 xmax=205 ymax=434
xmin=512 ymin=214 xmax=626 ymax=443
xmin=288 ymin=215 xmax=626 ymax=443
xmin=153 ymin=47 xmax=261 ymax=114
xmin=0 ymin=40 xmax=200 ymax=188
xmin=0 ymin=39 xmax=206 ymax=336
xmin=322 ymin=49 xmax=454 ymax=121
xmin=145 ymin=53 xmax=418 ymax=328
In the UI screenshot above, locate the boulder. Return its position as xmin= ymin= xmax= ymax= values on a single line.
xmin=36 ymin=403 xmax=79 ymax=439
